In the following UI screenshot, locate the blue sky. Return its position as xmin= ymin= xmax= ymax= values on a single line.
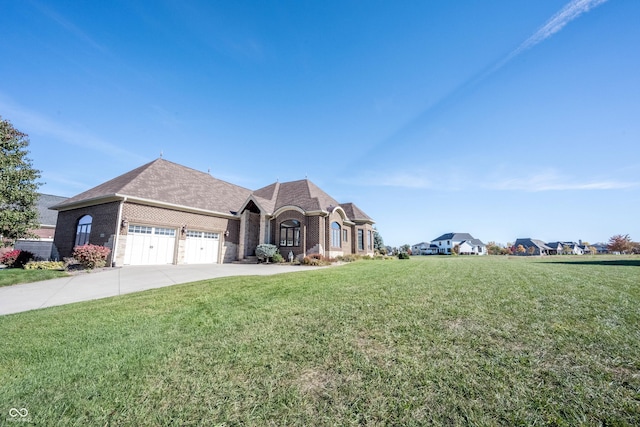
xmin=1 ymin=0 xmax=638 ymax=247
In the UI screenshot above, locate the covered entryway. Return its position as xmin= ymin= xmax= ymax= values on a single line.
xmin=185 ymin=230 xmax=220 ymax=264
xmin=123 ymin=225 xmax=176 ymax=265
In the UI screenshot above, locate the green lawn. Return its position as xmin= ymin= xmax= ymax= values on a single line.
xmin=1 ymin=256 xmax=639 ymax=426
xmin=0 ymin=268 xmax=67 ymax=287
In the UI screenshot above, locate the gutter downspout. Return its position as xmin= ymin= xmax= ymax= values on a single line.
xmin=112 ymin=196 xmax=127 ymax=266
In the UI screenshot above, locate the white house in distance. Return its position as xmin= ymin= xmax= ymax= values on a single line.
xmin=546 ymin=241 xmax=586 ymax=255
xmin=430 ymin=232 xmax=486 ymax=255
xmin=411 ymin=242 xmax=439 ymax=255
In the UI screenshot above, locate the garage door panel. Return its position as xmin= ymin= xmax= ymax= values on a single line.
xmin=185 ymin=231 xmax=219 ymax=264
xmin=124 ymin=225 xmax=176 ymax=265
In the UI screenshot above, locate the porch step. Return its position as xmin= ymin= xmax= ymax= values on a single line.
xmin=233 ymin=256 xmax=259 ymax=264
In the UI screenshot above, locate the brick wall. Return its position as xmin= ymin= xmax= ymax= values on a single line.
xmin=326 ymin=211 xmax=352 ymax=257
xmin=56 ymin=201 xmax=242 ymax=266
xmin=121 ymin=203 xmax=237 ymax=241
xmin=352 ymin=223 xmax=375 ymax=256
xmin=53 ymin=201 xmax=121 ymax=264
xmin=271 ymin=210 xmax=307 ymax=259
xmin=119 ymin=202 xmax=240 ymax=264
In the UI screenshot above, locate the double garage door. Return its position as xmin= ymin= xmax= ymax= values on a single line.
xmin=123 ymin=225 xmax=220 ymax=265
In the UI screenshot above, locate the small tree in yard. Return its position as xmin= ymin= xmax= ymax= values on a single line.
xmin=373 ymin=228 xmax=386 ymax=254
xmin=1 ymin=117 xmax=42 ymax=246
xmin=607 ymin=234 xmax=634 ymax=254
xmin=516 ymin=244 xmax=526 ymax=255
xmin=452 ymin=244 xmax=460 ymax=256
xmin=486 ymin=242 xmax=503 ymax=256
xmin=527 ymin=245 xmax=536 ymax=255
xmin=255 ymin=244 xmax=278 ymax=263
xmin=73 ymin=245 xmax=111 ymax=269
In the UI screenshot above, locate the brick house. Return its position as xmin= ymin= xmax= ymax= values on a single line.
xmin=51 ymin=159 xmax=375 ymax=265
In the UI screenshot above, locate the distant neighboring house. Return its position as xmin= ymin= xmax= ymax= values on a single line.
xmin=51 ymin=159 xmax=375 ymax=266
xmin=458 ymin=239 xmax=487 ymax=255
xmin=411 ymin=242 xmax=439 ymax=255
xmin=547 ymin=241 xmax=585 ymax=255
xmin=430 ymin=232 xmax=486 ymax=255
xmin=591 ymin=243 xmax=609 ymax=254
xmin=513 ymin=238 xmax=552 ymax=256
xmin=14 ymin=194 xmax=67 ymax=260
xmin=546 ymin=242 xmax=563 ymax=255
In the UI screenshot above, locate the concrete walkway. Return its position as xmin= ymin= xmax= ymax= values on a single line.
xmin=0 ymin=263 xmax=321 ymax=316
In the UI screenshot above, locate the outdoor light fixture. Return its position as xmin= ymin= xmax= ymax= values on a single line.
xmin=181 ymin=225 xmax=188 ymax=234
xmin=121 ymin=218 xmax=128 ymax=229
xmin=224 ymin=230 xmax=230 ymax=237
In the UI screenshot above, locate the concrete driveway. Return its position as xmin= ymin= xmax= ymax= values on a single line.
xmin=0 ymin=263 xmax=322 ymax=316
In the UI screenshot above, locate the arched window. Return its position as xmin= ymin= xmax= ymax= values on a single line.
xmin=75 ymin=215 xmax=92 ymax=246
xmin=280 ymin=219 xmax=300 ymax=247
xmin=331 ymin=222 xmax=341 ymax=248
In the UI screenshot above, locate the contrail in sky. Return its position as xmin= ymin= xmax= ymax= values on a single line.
xmin=351 ymin=0 xmax=612 ymax=171
xmin=495 ymin=0 xmax=610 ymax=71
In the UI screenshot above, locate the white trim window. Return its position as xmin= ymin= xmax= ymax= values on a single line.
xmin=75 ymin=215 xmax=92 ymax=246
xmin=331 ymin=222 xmax=341 ymax=248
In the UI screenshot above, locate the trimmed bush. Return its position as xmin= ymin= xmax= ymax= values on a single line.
xmin=271 ymin=252 xmax=284 ymax=263
xmin=0 ymin=249 xmax=35 ymax=268
xmin=302 ymin=256 xmax=320 ymax=266
xmin=398 ymin=252 xmax=410 ymax=260
xmin=302 ymin=254 xmax=332 ymax=266
xmin=255 ymin=244 xmax=278 ymax=263
xmin=24 ymin=261 xmax=65 ymax=270
xmin=72 ymin=245 xmax=111 ymax=269
xmin=336 ymin=254 xmax=361 ymax=263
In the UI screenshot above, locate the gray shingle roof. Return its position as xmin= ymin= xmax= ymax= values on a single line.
xmin=251 ymin=179 xmax=373 ymax=223
xmin=52 ymin=159 xmax=252 ymax=215
xmin=463 ymin=238 xmax=485 ymax=246
xmin=339 ymin=202 xmax=373 ymax=223
xmin=514 ymin=238 xmax=552 ymax=250
xmin=37 ymin=194 xmax=67 ymax=226
xmin=52 ymin=160 xmax=374 ymax=223
xmin=432 ymin=232 xmax=475 ymax=242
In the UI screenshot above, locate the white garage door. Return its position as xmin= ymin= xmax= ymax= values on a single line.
xmin=124 ymin=225 xmax=176 ymax=265
xmin=185 ymin=231 xmax=220 ymax=264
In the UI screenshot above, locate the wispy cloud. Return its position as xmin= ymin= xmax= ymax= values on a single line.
xmin=350 ymin=167 xmax=638 ymax=192
xmin=28 ymin=0 xmax=108 ymax=53
xmin=493 ymin=0 xmax=609 ymax=72
xmin=347 ymin=171 xmax=434 ymax=190
xmin=0 ymin=96 xmax=146 ymax=162
xmin=486 ymin=170 xmax=638 ymax=192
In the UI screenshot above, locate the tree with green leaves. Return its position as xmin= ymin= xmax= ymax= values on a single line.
xmin=373 ymin=228 xmax=385 ymax=254
xmin=1 ymin=117 xmax=42 ymax=246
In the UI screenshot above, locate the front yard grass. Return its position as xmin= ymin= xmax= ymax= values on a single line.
xmin=0 ymin=268 xmax=67 ymax=287
xmin=1 ymin=256 xmax=639 ymax=425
